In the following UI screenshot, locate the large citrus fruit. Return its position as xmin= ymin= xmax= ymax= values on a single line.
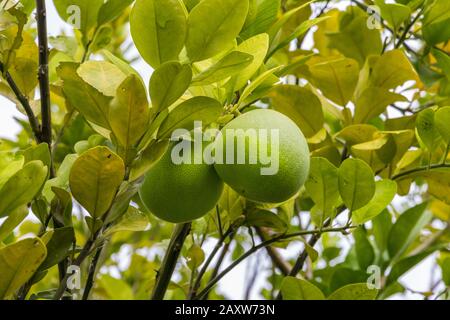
xmin=214 ymin=109 xmax=310 ymax=203
xmin=139 ymin=142 xmax=224 ymax=223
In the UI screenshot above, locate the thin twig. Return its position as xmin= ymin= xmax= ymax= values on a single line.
xmin=193 ymin=225 xmax=355 ymax=300
xmin=188 ymin=226 xmax=235 ymax=299
xmin=0 ymin=62 xmax=42 ymax=142
xmin=255 ymin=227 xmax=291 ymax=276
xmin=391 ymin=164 xmax=450 ymax=181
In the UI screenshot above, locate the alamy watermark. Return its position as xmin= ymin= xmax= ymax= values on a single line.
xmin=170 ymin=121 xmax=280 ymax=176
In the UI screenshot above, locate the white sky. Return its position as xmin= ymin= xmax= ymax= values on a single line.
xmin=0 ymin=1 xmax=442 ymax=300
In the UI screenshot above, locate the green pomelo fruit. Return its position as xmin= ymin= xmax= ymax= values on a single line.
xmin=139 ymin=142 xmax=224 ymax=223
xmin=214 ymin=109 xmax=310 ymax=203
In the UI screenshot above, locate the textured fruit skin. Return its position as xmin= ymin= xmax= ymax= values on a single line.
xmin=139 ymin=143 xmax=224 ymax=223
xmin=214 ymin=109 xmax=310 ymax=203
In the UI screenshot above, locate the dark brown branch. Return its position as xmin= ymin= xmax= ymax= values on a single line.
xmin=35 ymin=0 xmax=52 ymax=150
xmin=255 ymin=227 xmax=291 ymax=276
xmin=151 ymin=223 xmax=192 ymax=300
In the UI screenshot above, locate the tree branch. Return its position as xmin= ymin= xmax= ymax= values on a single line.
xmin=0 ymin=62 xmax=42 ymax=143
xmin=82 ymin=245 xmax=104 ymax=300
xmin=193 ymin=225 xmax=355 ymax=300
xmin=188 ymin=225 xmax=235 ymax=299
xmin=255 ymin=227 xmax=291 ymax=276
xmin=391 ymin=164 xmax=450 ymax=181
xmin=151 ymin=222 xmax=192 ymax=300
xmin=35 ymin=0 xmax=52 ymax=150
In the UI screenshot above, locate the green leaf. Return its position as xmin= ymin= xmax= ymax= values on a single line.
xmin=422 ymin=0 xmax=450 ymax=45
xmin=150 ymin=62 xmax=192 ymax=113
xmin=387 ymin=202 xmax=432 ymax=259
xmin=157 ymin=96 xmax=222 ymax=139
xmin=0 ymin=238 xmax=47 ymax=299
xmin=268 ymin=17 xmax=328 ymax=59
xmin=98 ymin=274 xmax=134 ymax=300
xmin=374 ymin=0 xmax=411 ymax=31
xmin=105 ymin=206 xmax=149 ymax=236
xmin=305 ymin=157 xmax=340 ymax=226
xmin=186 ymin=244 xmax=205 ymax=270
xmin=245 ymin=209 xmax=287 ymax=232
xmin=0 ymin=156 xmax=24 ymax=191
xmin=109 ymin=74 xmax=150 ymax=163
xmin=416 ymin=108 xmax=441 ymax=153
xmin=38 ymin=227 xmax=75 ymax=271
xmin=186 ymin=0 xmax=250 ymax=62
xmin=238 ymin=66 xmax=282 ymax=106
xmin=20 ymin=143 xmax=51 ymax=169
xmin=353 ymin=180 xmax=397 ymax=225
xmin=354 ymin=87 xmax=408 ymax=124
xmin=58 ymin=62 xmax=112 ymax=129
xmin=329 ymin=268 xmax=368 ymax=292
xmin=386 ymin=246 xmax=440 ymax=286
xmin=353 ymin=227 xmax=375 ymax=270
xmin=435 ymin=106 xmax=450 ymax=144
xmin=53 ymin=0 xmax=104 ymax=43
xmin=338 ymin=158 xmax=375 ymax=211
xmin=0 ymin=161 xmax=48 ymax=218
xmin=130 ymin=140 xmax=170 ymax=182
xmin=97 ymin=0 xmax=134 ymax=26
xmin=0 ymin=206 xmax=28 ymax=242
xmin=231 ymin=33 xmax=269 ymax=91
xmin=327 ymin=283 xmax=378 ymax=300
xmin=130 ymin=0 xmax=187 ymax=68
xmin=439 ymin=255 xmax=450 ymax=286
xmin=69 ymin=147 xmax=125 ymax=219
xmin=373 ymin=209 xmax=393 ymax=253
xmin=270 ymin=85 xmax=324 ymax=138
xmin=192 ymin=51 xmax=254 ymax=86
xmin=280 ymin=277 xmax=325 ymax=300
xmin=240 ymin=0 xmax=280 ymax=40
xmin=77 ymin=61 xmax=127 ymax=97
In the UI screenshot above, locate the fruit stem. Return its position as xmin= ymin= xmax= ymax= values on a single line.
xmin=151 ymin=222 xmax=192 ymax=300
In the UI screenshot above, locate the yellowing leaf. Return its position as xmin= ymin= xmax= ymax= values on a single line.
xmin=370 ymin=49 xmax=421 ymax=89
xmin=435 ymin=106 xmax=450 ymax=144
xmin=354 ymin=87 xmax=407 ymax=124
xmin=416 ymin=108 xmax=442 ymax=153
xmin=77 ymin=61 xmax=127 ymax=97
xmin=0 ymin=160 xmax=48 ymax=218
xmin=109 ymin=75 xmax=150 ymax=163
xmin=58 ymin=62 xmax=112 ymax=129
xmin=231 ymin=33 xmax=269 ymax=91
xmin=327 ymin=9 xmax=382 ymax=66
xmin=69 ymin=147 xmax=125 ymax=218
xmin=270 ymin=85 xmax=324 ymax=138
xmin=0 ymin=238 xmax=47 ymax=299
xmin=305 ymin=56 xmax=359 ymax=106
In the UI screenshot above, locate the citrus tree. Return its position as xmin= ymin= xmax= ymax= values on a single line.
xmin=0 ymin=0 xmax=449 ymax=300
